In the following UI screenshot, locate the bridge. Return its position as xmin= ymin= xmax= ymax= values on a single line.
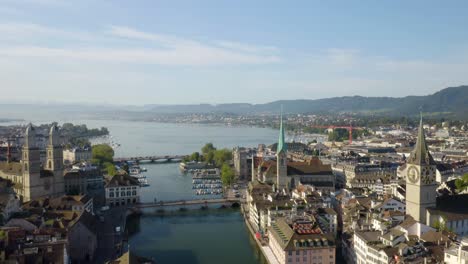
xmin=134 ymin=198 xmax=240 ymax=208
xmin=114 ymin=155 xmax=187 ymax=163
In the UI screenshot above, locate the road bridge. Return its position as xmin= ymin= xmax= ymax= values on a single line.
xmin=114 ymin=155 xmax=187 ymax=163
xmin=134 ymin=198 xmax=240 ymax=208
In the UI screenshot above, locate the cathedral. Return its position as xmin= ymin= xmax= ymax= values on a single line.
xmin=0 ymin=124 xmax=65 ymax=202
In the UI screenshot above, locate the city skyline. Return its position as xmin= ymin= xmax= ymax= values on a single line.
xmin=1 ymin=0 xmax=468 ymax=105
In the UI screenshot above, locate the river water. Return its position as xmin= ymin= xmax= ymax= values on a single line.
xmin=6 ymin=119 xmax=275 ymax=264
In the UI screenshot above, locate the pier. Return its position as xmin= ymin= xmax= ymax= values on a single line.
xmin=134 ymin=198 xmax=240 ymax=208
xmin=114 ymin=155 xmax=187 ymax=163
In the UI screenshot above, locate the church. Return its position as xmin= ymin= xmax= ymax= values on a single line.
xmin=253 ymin=113 xmax=335 ymax=192
xmin=0 ymin=124 xmax=65 ymax=202
xmin=405 ymin=116 xmax=468 ymax=237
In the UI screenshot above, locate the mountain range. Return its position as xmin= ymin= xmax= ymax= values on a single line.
xmin=147 ymin=86 xmax=468 ymax=119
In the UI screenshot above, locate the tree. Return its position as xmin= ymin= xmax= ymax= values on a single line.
xmin=190 ymin=152 xmax=201 ymax=162
xmin=221 ymin=163 xmax=235 ymax=187
xmin=91 ymin=144 xmax=114 ymax=166
xmin=104 ymin=162 xmax=117 ymax=176
xmin=455 ymin=173 xmax=468 ymax=193
xmin=204 ymin=151 xmax=215 ymax=164
xmin=202 ymin=143 xmax=216 ymax=155
xmin=213 ymin=149 xmax=232 ymax=167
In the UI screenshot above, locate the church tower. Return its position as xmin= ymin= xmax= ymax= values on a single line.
xmin=405 ymin=115 xmax=437 ymax=224
xmin=22 ymin=124 xmax=41 ymax=202
xmin=46 ymin=124 xmax=65 ymax=196
xmin=276 ymin=111 xmax=288 ymax=190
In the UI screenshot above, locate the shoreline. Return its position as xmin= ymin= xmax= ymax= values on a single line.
xmin=241 ymin=205 xmax=280 ymax=264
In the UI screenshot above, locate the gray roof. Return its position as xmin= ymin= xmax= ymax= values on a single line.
xmin=407 ymin=118 xmax=436 ymax=166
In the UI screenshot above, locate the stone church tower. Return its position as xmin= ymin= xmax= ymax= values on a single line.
xmin=22 ymin=124 xmax=41 ymax=202
xmin=46 ymin=124 xmax=65 ymax=196
xmin=276 ymin=112 xmax=288 ymax=191
xmin=405 ymin=115 xmax=437 ymax=225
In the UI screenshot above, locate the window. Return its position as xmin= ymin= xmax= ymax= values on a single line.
xmin=109 ymin=192 xmax=114 ymax=197
xmin=296 ymin=251 xmax=300 ymax=255
xmin=121 ymin=191 xmax=125 ymax=197
xmin=127 ymin=191 xmax=131 ymax=196
xmin=132 ymin=191 xmax=137 ymax=195
xmin=288 ymin=251 xmax=292 ymax=256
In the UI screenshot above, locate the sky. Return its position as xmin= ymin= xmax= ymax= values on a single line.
xmin=0 ymin=0 xmax=468 ymax=105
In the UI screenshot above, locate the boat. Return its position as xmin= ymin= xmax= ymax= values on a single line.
xmin=136 ymin=177 xmax=150 ymax=187
xmin=129 ymin=165 xmax=142 ymax=175
xmin=179 ymin=161 xmax=208 ymax=172
xmin=141 ymin=167 xmax=147 ymax=172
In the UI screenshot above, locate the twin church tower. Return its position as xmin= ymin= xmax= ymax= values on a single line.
xmin=15 ymin=124 xmax=64 ymax=201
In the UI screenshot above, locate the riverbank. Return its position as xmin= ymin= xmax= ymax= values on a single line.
xmin=241 ymin=204 xmax=280 ymax=264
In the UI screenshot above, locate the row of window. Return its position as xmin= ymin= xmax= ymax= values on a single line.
xmin=109 ymin=191 xmax=137 ymax=198
xmin=108 ymin=187 xmax=137 ymax=191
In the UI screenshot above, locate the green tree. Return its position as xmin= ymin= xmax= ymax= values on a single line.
xmin=221 ymin=163 xmax=235 ymax=187
xmin=455 ymin=173 xmax=468 ymax=193
xmin=190 ymin=152 xmax=201 ymax=162
xmin=91 ymin=144 xmax=114 ymax=166
xmin=204 ymin=151 xmax=215 ymax=164
xmin=104 ymin=162 xmax=117 ymax=176
xmin=328 ymin=128 xmax=349 ymax=142
xmin=202 ymin=143 xmax=216 ymax=155
xmin=213 ymin=149 xmax=232 ymax=167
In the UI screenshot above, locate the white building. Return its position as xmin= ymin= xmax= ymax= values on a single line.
xmin=63 ymin=147 xmax=92 ymax=165
xmin=445 ymin=238 xmax=468 ymax=264
xmin=105 ymin=173 xmax=140 ymax=207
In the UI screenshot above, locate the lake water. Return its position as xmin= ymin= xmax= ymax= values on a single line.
xmin=4 ymin=119 xmax=274 ymax=264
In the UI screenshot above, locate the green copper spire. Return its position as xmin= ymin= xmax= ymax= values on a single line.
xmin=277 ymin=108 xmax=287 ymax=153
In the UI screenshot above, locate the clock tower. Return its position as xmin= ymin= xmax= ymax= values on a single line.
xmin=405 ymin=115 xmax=437 ymax=224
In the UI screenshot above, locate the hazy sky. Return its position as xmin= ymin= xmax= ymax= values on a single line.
xmin=1 ymin=0 xmax=468 ymax=105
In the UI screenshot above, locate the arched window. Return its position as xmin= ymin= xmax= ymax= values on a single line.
xmin=48 ymin=160 xmax=52 ymax=169
xmin=24 ymin=163 xmax=28 ymax=171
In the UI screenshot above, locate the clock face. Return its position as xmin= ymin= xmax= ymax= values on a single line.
xmin=407 ymin=166 xmax=419 ymax=184
xmin=421 ymin=166 xmax=435 ymax=184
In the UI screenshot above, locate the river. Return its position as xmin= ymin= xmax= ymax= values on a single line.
xmin=4 ymin=119 xmax=274 ymax=264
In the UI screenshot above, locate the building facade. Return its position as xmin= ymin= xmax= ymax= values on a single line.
xmin=0 ymin=124 xmax=65 ymax=202
xmin=405 ymin=118 xmax=437 ymax=225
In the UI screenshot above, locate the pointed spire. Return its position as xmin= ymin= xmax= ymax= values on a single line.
xmin=408 ymin=112 xmax=435 ymax=165
xmin=24 ymin=123 xmax=36 ymax=148
xmin=277 ymin=106 xmax=287 ymax=153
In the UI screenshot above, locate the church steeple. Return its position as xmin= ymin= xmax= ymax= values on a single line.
xmin=276 ymin=107 xmax=288 ymax=190
xmin=408 ymin=113 xmax=435 ymax=166
xmin=277 ymin=109 xmax=287 ymax=153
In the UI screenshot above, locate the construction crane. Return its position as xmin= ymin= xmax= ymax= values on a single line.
xmin=310 ymin=125 xmax=363 ymax=144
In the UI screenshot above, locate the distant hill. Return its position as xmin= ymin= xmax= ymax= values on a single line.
xmin=149 ymin=86 xmax=468 ymax=119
